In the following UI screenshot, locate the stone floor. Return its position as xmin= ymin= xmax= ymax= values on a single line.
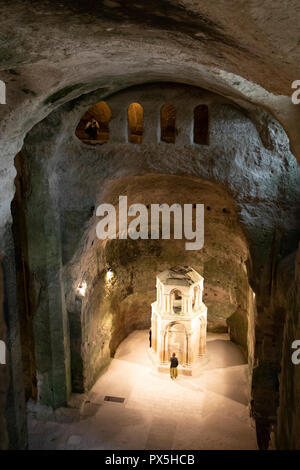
xmin=28 ymin=330 xmax=257 ymax=450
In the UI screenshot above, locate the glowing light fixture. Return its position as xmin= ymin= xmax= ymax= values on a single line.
xmin=106 ymin=269 xmax=114 ymax=281
xmin=77 ymin=281 xmax=87 ymax=297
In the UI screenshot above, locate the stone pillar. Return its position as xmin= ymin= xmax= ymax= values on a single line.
xmin=26 ymin=159 xmax=71 ymax=409
xmin=182 ymin=297 xmax=186 ymax=314
xmin=152 ymin=314 xmax=157 ymax=352
xmin=195 ymin=287 xmax=200 ymax=308
xmin=142 ymin=102 xmax=160 ymax=144
xmin=170 ymin=293 xmax=174 ymax=313
xmin=2 ymin=229 xmax=28 ymax=449
xmin=159 ymin=328 xmax=167 ymax=364
xmin=110 ymin=104 xmax=127 ymax=143
xmin=0 ymin=144 xmax=28 ymax=450
xmin=198 ymin=319 xmax=207 ymax=356
xmin=0 ymin=254 xmax=9 ymax=450
xmin=176 ymin=104 xmax=192 ymax=146
xmin=166 ymin=294 xmax=171 ymax=313
xmin=186 ymin=333 xmax=193 ymax=367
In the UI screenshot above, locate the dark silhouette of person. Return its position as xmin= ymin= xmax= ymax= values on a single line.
xmin=149 ymin=329 xmax=152 ymax=348
xmin=85 ymin=118 xmax=100 ymax=140
xmin=170 ymin=352 xmax=178 ymax=379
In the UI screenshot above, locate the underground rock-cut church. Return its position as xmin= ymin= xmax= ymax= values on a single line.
xmin=151 ymin=266 xmax=207 ymax=374
xmin=1 ymin=0 xmax=300 ymax=452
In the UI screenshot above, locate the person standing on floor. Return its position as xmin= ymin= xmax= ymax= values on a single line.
xmin=170 ymin=352 xmax=178 ymax=379
xmin=84 ymin=118 xmax=100 ymax=140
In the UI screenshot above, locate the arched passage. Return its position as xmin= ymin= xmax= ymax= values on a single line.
xmin=164 ymin=321 xmax=187 ymax=364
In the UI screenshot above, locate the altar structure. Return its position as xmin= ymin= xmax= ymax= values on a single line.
xmin=151 ymin=266 xmax=207 ymax=375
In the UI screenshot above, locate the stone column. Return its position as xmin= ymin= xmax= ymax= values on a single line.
xmin=195 ymin=287 xmax=199 ymax=308
xmin=166 ymin=294 xmax=171 ymax=313
xmin=159 ymin=327 xmax=167 ymax=364
xmin=198 ymin=319 xmax=207 ymax=356
xmin=152 ymin=314 xmax=157 ymax=352
xmin=142 ymin=102 xmax=160 ymax=144
xmin=186 ymin=333 xmax=193 ymax=367
xmin=182 ymin=297 xmax=186 ymax=314
xmin=2 ymin=229 xmax=28 ymax=449
xmin=110 ymin=104 xmax=127 ymax=143
xmin=176 ymin=104 xmax=192 ymax=146
xmin=170 ymin=293 xmax=174 ymax=313
xmin=0 ymin=254 xmax=9 ymax=450
xmin=0 ymin=143 xmax=28 ymax=450
xmin=25 ymin=158 xmax=71 ymax=409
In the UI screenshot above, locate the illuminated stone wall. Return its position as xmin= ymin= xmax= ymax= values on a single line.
xmin=17 ymin=83 xmax=300 ymax=410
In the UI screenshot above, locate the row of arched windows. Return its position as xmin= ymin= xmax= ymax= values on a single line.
xmin=75 ymin=101 xmax=209 ymax=145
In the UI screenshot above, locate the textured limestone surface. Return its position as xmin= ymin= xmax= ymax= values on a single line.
xmin=275 ymin=245 xmax=300 ymax=449
xmin=0 ymin=256 xmax=9 ymax=450
xmin=1 ymin=0 xmax=300 ymax=244
xmin=0 ymin=0 xmax=300 ymax=450
xmin=27 ymin=330 xmax=257 ymax=450
xmin=18 ymin=83 xmax=300 ymax=424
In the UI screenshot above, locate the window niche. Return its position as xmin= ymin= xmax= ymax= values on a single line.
xmin=172 ymin=289 xmax=183 ymax=314
xmin=128 ymin=102 xmax=144 ymax=144
xmin=75 ymin=101 xmax=112 ymax=144
xmin=194 ymin=104 xmax=209 ymax=145
xmin=161 ymin=104 xmax=176 ymax=143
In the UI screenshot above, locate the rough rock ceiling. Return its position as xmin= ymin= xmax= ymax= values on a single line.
xmin=0 ymin=1 xmax=299 ymax=134
xmin=0 ymin=0 xmax=300 ymax=240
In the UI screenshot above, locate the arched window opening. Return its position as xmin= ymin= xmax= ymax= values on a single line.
xmin=161 ymin=104 xmax=176 ymax=143
xmin=128 ymin=102 xmax=144 ymax=144
xmin=75 ymin=101 xmax=112 ymax=144
xmin=172 ymin=289 xmax=182 ymax=314
xmin=194 ymin=104 xmax=209 ymax=145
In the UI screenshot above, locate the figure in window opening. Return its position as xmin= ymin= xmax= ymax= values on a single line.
xmin=85 ymin=118 xmax=100 ymax=140
xmin=170 ymin=352 xmax=178 ymax=379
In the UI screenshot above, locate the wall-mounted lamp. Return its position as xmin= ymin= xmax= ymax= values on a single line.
xmin=77 ymin=281 xmax=87 ymax=297
xmin=106 ymin=269 xmax=114 ymax=281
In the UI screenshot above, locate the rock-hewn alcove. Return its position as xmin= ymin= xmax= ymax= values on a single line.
xmin=2 ymin=0 xmax=300 ymax=451
xmin=9 ymin=84 xmax=300 ymax=449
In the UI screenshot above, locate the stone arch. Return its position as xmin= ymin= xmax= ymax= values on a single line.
xmin=163 ymin=321 xmax=187 ymax=364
